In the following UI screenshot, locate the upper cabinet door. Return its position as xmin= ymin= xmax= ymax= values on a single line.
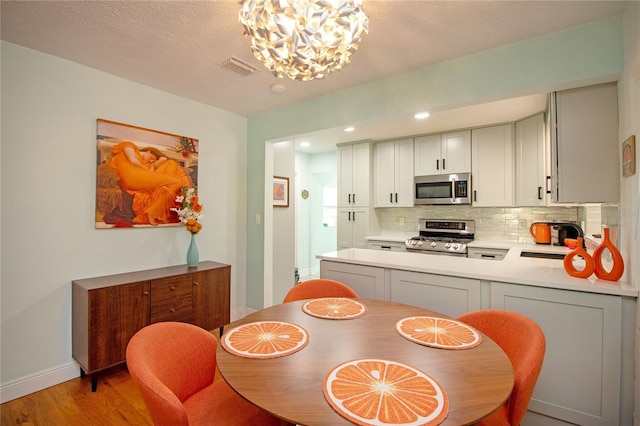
xmin=414 ymin=134 xmax=441 ymax=176
xmin=393 ymin=138 xmax=415 ymax=207
xmin=337 ymin=142 xmax=371 ymax=208
xmin=441 ymin=130 xmax=472 ymax=174
xmin=552 ymin=82 xmax=619 ymax=203
xmin=472 ymin=124 xmax=515 ymax=207
xmin=374 ymin=139 xmax=414 ymax=207
xmin=374 ymin=141 xmax=396 ymax=207
xmin=516 ymin=113 xmax=546 ymax=206
xmin=351 ymin=142 xmax=371 ymax=207
xmin=337 ymin=144 xmax=354 ymax=207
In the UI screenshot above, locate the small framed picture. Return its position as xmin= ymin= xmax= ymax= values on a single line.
xmin=273 ymin=176 xmax=289 ymax=207
xmin=622 ymin=135 xmax=636 ymax=177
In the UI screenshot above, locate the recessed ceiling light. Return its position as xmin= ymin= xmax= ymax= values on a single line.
xmin=344 ymin=127 xmax=355 ymax=132
xmin=300 ymin=141 xmax=310 ymax=147
xmin=270 ymin=83 xmax=286 ymax=93
xmin=414 ymin=112 xmax=430 ymax=119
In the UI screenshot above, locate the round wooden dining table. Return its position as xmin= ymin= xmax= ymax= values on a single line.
xmin=216 ymin=299 xmax=514 ymax=426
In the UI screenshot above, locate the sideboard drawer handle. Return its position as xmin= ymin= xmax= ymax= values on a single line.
xmin=193 ymin=281 xmax=199 ymax=286
xmin=170 ymin=286 xmax=176 ymax=291
xmin=170 ymin=308 xmax=176 ymax=313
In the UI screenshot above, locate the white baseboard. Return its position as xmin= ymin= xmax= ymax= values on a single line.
xmin=0 ymin=361 xmax=79 ymax=403
xmin=231 ymin=306 xmax=256 ymax=322
xmin=1 ymin=308 xmax=256 ymax=403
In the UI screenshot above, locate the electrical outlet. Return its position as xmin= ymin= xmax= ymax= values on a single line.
xmin=398 ymin=217 xmax=405 ymax=226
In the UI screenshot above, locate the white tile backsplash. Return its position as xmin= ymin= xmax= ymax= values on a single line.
xmin=376 ymin=205 xmax=582 ymax=243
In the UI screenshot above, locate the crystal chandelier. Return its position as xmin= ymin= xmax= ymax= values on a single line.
xmin=238 ymin=0 xmax=369 ymax=81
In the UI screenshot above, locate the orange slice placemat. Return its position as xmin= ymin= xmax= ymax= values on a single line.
xmin=324 ymin=358 xmax=449 ymax=426
xmin=221 ymin=321 xmax=309 ymax=359
xmin=302 ymin=298 xmax=367 ymax=320
xmin=396 ymin=316 xmax=482 ymax=350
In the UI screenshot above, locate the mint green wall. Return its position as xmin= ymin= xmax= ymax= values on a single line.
xmin=245 ymin=17 xmax=623 ymax=309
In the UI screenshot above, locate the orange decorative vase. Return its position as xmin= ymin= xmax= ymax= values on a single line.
xmin=563 ymin=237 xmax=595 ymax=278
xmin=593 ymin=227 xmax=624 ymax=281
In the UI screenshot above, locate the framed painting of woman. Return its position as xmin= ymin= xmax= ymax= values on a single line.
xmin=95 ymin=119 xmax=199 ymax=229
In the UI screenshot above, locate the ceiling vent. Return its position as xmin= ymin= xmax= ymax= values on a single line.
xmin=222 ymin=57 xmax=258 ymax=76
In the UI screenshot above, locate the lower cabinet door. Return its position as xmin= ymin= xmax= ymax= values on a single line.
xmin=192 ymin=267 xmax=231 ymax=331
xmin=320 ymin=261 xmax=386 ymax=300
xmin=490 ymin=282 xmax=624 ymax=426
xmin=389 ymin=270 xmax=481 ymax=318
xmin=87 ymin=281 xmax=149 ymax=371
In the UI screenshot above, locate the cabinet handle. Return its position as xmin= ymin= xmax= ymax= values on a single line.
xmin=395 ymin=193 xmax=398 ymax=203
xmin=546 ymin=175 xmax=552 ymax=194
xmin=143 ymin=291 xmax=150 ymax=296
xmin=170 ymin=286 xmax=176 ymax=291
xmin=390 ymin=193 xmax=393 ymax=203
xmin=538 ymin=186 xmax=543 ymax=200
xmin=193 ymin=281 xmax=199 ymax=286
xmin=442 ymin=158 xmax=446 ymax=170
xmin=436 ymin=159 xmax=439 ymax=170
xmin=348 ymin=211 xmax=351 ymax=221
xmin=348 ymin=194 xmax=351 ymax=203
xmin=170 ymin=308 xmax=176 ymax=313
xmin=473 ymin=190 xmax=477 ymax=202
xmin=352 ymin=212 xmax=356 ymax=221
xmin=352 ymin=194 xmax=356 ymax=204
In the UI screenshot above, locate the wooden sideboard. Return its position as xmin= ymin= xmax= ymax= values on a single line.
xmin=72 ymin=261 xmax=230 ymax=391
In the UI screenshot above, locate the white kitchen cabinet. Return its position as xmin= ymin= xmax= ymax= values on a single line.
xmin=337 ymin=207 xmax=373 ymax=250
xmin=374 ymin=138 xmax=414 ymax=207
xmin=389 ymin=270 xmax=481 ymax=318
xmin=516 ymin=113 xmax=547 ymax=206
xmin=320 ymin=260 xmax=387 ymax=300
xmin=337 ymin=142 xmax=371 ymax=208
xmin=491 ymin=282 xmax=634 ymax=426
xmin=471 ymin=124 xmax=515 ymax=206
xmin=551 ymin=82 xmax=619 ymax=203
xmin=414 ymin=130 xmax=471 ymax=176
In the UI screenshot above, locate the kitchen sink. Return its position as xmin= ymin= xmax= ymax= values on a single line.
xmin=520 ymin=251 xmax=566 ymax=260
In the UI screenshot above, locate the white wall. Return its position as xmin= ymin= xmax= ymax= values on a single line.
xmin=0 ymin=42 xmax=248 ymax=401
xmin=619 ymin=3 xmax=640 ymax=425
xmin=271 ymin=141 xmax=295 ymax=305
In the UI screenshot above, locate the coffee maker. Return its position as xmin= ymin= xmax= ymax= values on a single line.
xmin=550 ymin=222 xmax=584 ymax=246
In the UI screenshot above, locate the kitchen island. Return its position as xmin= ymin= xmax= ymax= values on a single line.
xmin=317 ymin=247 xmax=636 ymax=426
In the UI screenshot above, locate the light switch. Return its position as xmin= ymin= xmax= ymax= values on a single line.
xmin=398 ymin=217 xmax=405 ymax=225
xmin=256 ymin=214 xmax=261 ymax=225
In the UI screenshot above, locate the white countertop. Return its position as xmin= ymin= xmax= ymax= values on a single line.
xmin=317 ymin=246 xmax=637 ymax=297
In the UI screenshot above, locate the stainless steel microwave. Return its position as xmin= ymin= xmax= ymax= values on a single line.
xmin=414 ymin=173 xmax=471 ymax=205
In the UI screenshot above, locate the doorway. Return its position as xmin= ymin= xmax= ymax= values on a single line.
xmin=294 ymin=151 xmax=338 ymax=282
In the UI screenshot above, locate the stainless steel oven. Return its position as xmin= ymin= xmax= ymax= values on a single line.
xmin=405 ymin=219 xmax=475 ymax=256
xmin=414 ymin=173 xmax=471 ymax=205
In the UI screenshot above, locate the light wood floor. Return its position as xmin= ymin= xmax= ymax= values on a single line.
xmin=1 ymin=364 xmax=153 ymax=425
xmin=1 ymin=329 xmax=225 ymax=426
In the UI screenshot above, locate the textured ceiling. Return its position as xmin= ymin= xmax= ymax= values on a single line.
xmin=1 ymin=0 xmax=627 ymax=151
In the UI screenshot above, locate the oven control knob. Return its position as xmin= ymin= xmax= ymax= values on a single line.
xmin=452 ymin=243 xmax=459 ymax=250
xmin=445 ymin=243 xmax=451 ymax=249
xmin=430 ymin=241 xmax=437 ymax=248
xmin=417 ymin=241 xmax=424 ymax=247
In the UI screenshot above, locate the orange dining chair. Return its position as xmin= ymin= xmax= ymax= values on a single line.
xmin=126 ymin=322 xmax=282 ymax=426
xmin=456 ymin=310 xmax=546 ymax=426
xmin=283 ymin=278 xmax=359 ymax=303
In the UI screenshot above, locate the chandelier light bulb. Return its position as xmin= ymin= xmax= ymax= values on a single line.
xmin=239 ymin=0 xmax=369 ymax=81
